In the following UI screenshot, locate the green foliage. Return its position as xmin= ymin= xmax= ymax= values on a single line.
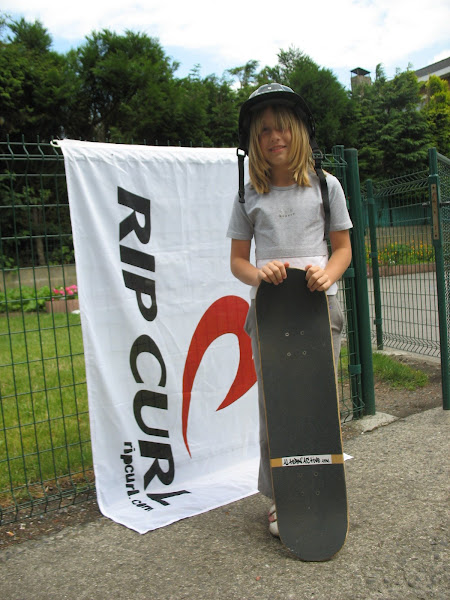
xmin=372 ymin=352 xmax=428 ymax=390
xmin=0 ymin=285 xmax=52 ymax=313
xmin=70 ymin=29 xmax=180 ymax=141
xmin=48 ymin=243 xmax=75 ymax=266
xmin=0 ymin=19 xmax=352 ymax=151
xmin=0 ymin=13 xmax=448 ymax=183
xmin=352 ymin=67 xmax=430 ymax=181
xmin=423 ymin=75 xmax=450 ymax=156
xmin=0 ymin=311 xmax=89 ymax=496
xmin=380 ymin=72 xmax=430 ymax=177
xmin=0 ymin=254 xmax=15 ymax=269
xmin=227 ymin=60 xmax=260 ymax=106
xmin=172 ymin=71 xmax=239 ymax=147
xmin=228 ymin=60 xmax=260 ymax=89
xmin=7 ymin=17 xmax=52 ymax=52
xmin=0 ymin=17 xmax=80 ymax=140
xmin=0 ymin=177 xmax=72 ymax=268
xmin=256 ymin=48 xmax=354 ymax=150
xmin=366 ymin=241 xmax=435 ymax=266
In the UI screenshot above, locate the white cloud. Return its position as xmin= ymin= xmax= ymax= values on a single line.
xmin=2 ymin=0 xmax=449 ymax=81
xmin=431 ymin=49 xmax=450 ymax=65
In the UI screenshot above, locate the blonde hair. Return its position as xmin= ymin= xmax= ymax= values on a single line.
xmin=248 ymin=104 xmax=313 ymax=194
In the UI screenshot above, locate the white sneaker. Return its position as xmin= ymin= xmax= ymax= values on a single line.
xmin=268 ymin=503 xmax=279 ymax=537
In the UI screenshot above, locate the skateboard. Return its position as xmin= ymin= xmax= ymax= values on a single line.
xmin=255 ymin=268 xmax=348 ymax=561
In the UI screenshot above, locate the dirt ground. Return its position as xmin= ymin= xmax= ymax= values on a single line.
xmin=364 ymin=352 xmax=443 ymax=419
xmin=0 ymin=353 xmax=444 ymax=550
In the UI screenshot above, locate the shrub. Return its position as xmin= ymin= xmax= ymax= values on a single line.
xmin=0 ymin=285 xmax=52 ymax=313
xmin=366 ymin=241 xmax=434 ymax=266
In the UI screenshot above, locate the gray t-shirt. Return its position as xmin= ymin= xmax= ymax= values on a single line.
xmin=227 ymin=173 xmax=352 ymax=296
xmin=227 ymin=173 xmax=352 ymax=261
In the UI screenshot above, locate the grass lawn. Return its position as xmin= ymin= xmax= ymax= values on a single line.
xmin=337 ymin=344 xmax=428 ymax=420
xmin=372 ymin=351 xmax=428 ymax=390
xmin=0 ymin=311 xmax=92 ymax=506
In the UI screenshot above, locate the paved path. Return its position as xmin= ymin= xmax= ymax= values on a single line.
xmin=1 ymin=408 xmax=448 ymax=600
xmin=366 ymin=271 xmax=441 ymax=356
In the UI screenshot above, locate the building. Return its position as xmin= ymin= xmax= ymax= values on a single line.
xmin=350 ymin=67 xmax=372 ymax=92
xmin=414 ymin=57 xmax=450 ymax=85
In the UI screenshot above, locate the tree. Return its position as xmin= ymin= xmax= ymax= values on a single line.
xmin=0 ymin=17 xmax=78 ymax=267
xmin=350 ymin=65 xmax=384 ymax=178
xmin=422 ymin=75 xmax=450 ymax=157
xmin=227 ymin=60 xmax=260 ymax=106
xmin=7 ymin=17 xmax=52 ymax=52
xmin=228 ymin=60 xmax=259 ymax=89
xmin=256 ymin=48 xmax=354 ymax=150
xmin=351 ymin=67 xmax=430 ymax=180
xmin=0 ymin=17 xmax=78 ymax=140
xmin=379 ymin=71 xmax=430 ymax=177
xmin=171 ymin=66 xmax=211 ymax=145
xmin=69 ymin=29 xmax=180 ymax=141
xmin=204 ymin=75 xmax=239 ymax=147
xmin=173 ymin=70 xmax=239 ymax=146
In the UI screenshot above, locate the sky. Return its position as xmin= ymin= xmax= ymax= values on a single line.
xmin=2 ymin=0 xmax=449 ymax=90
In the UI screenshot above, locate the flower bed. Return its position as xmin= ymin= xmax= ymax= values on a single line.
xmin=46 ymin=285 xmax=79 ymax=313
xmin=45 ymin=298 xmax=80 ymax=313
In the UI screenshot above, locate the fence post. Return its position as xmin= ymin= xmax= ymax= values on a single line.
xmin=428 ymin=148 xmax=450 ymax=410
xmin=366 ymin=179 xmax=383 ymax=350
xmin=344 ymin=148 xmax=376 ymax=415
xmin=333 ymin=145 xmax=364 ymax=418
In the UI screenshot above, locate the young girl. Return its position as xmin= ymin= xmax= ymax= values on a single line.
xmin=227 ymin=83 xmax=353 ymax=537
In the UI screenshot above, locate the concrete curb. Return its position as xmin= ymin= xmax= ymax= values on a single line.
xmin=353 ymin=411 xmax=399 ymax=433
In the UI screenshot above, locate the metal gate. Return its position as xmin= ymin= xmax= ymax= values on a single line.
xmin=364 ymin=147 xmax=449 ymax=409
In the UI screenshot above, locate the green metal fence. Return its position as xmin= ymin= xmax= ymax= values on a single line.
xmin=431 ymin=149 xmax=450 ymax=408
xmin=436 ymin=153 xmax=450 ymax=349
xmin=0 ymin=139 xmax=369 ymax=523
xmin=365 ymin=148 xmax=449 ymax=409
xmin=0 ymin=139 xmax=94 ymax=524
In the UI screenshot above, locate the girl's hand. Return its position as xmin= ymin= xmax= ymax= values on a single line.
xmin=258 ymin=261 xmax=290 ymax=285
xmin=305 ymin=265 xmax=332 ymax=292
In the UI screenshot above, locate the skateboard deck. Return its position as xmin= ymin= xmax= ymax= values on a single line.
xmin=255 ymin=268 xmax=348 ymax=561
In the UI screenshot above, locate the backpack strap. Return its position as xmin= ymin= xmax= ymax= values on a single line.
xmin=311 ymin=140 xmax=330 ymax=240
xmin=237 ymin=141 xmax=331 ymax=240
xmin=237 ymin=149 xmax=246 ymax=203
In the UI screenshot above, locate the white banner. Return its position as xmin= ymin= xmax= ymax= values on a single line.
xmin=59 ymin=140 xmax=258 ymax=533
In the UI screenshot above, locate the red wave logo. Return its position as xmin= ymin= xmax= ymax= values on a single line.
xmin=182 ymin=296 xmax=256 ymax=457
